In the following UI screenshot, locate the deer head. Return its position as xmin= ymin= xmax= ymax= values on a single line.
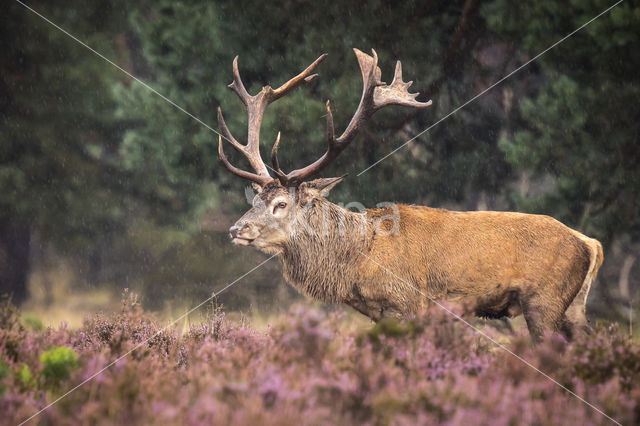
xmin=219 ymin=49 xmax=431 ymax=254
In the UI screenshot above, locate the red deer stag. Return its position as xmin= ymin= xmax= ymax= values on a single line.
xmin=217 ymin=49 xmax=603 ymax=341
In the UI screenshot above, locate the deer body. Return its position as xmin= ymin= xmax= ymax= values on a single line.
xmin=217 ymin=49 xmax=603 ymax=341
xmin=274 ymin=196 xmax=602 ymax=340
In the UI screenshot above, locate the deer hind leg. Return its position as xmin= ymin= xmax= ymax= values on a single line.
xmin=520 ymin=293 xmax=565 ymax=343
xmin=564 ymin=239 xmax=602 ymax=334
xmin=559 ymin=313 xmax=579 ymax=340
xmin=563 ymin=278 xmax=592 ymax=332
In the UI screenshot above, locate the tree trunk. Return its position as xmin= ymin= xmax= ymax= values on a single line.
xmin=0 ymin=219 xmax=31 ymax=305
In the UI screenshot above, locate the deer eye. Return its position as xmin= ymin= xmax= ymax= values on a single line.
xmin=272 ymin=201 xmax=287 ymax=214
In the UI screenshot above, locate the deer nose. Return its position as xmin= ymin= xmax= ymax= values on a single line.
xmin=229 ymin=224 xmax=245 ymax=239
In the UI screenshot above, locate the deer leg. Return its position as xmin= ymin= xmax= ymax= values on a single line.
xmin=564 ymin=271 xmax=593 ymax=333
xmin=520 ymin=293 xmax=565 ymax=343
xmin=345 ymin=298 xmax=382 ymax=322
xmin=564 ymin=286 xmax=593 ymax=338
xmin=565 ymin=239 xmax=602 ymax=335
xmin=559 ymin=313 xmax=576 ymax=340
xmin=555 ymin=268 xmax=592 ymax=341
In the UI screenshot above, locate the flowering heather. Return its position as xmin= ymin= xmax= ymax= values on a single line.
xmin=0 ymin=295 xmax=638 ymax=425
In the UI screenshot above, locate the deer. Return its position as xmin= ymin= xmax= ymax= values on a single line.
xmin=217 ymin=48 xmax=604 ymax=342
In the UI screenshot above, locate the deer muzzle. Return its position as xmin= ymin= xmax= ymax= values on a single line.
xmin=229 ymin=223 xmax=257 ymax=246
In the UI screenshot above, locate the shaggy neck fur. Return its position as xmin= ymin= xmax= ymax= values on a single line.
xmin=280 ymin=198 xmax=370 ymax=302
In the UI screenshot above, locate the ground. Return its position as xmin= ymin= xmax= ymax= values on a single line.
xmin=1 ymin=293 xmax=638 ymax=425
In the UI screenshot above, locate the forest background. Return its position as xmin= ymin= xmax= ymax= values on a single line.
xmin=1 ymin=0 xmax=638 ymax=330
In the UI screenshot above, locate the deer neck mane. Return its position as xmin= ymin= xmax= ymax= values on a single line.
xmin=280 ymin=198 xmax=369 ymax=302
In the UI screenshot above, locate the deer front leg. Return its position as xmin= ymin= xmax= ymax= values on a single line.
xmin=345 ymin=297 xmax=384 ymax=322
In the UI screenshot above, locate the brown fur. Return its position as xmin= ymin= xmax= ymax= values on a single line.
xmin=230 ymin=180 xmax=603 ymax=342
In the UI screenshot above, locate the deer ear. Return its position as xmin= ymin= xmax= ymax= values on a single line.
xmin=304 ymin=175 xmax=346 ymax=196
xmin=251 ymin=182 xmax=263 ymax=194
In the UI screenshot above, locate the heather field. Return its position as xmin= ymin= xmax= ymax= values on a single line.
xmin=0 ymin=295 xmax=637 ymax=426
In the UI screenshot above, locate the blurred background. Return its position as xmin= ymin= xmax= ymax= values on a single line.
xmin=1 ymin=0 xmax=638 ymax=331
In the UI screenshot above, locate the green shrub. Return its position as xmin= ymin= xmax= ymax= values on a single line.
xmin=362 ymin=317 xmax=420 ymax=344
xmin=40 ymin=346 xmax=79 ymax=388
xmin=16 ymin=364 xmax=35 ymax=389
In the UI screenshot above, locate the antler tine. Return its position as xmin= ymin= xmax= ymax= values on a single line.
xmin=271 ymin=132 xmax=287 ymax=182
xmin=217 ymin=103 xmax=270 ymax=177
xmin=325 ymin=100 xmax=336 ymax=144
xmin=280 ymin=100 xmax=340 ymax=185
xmin=280 ymin=48 xmax=432 ymax=185
xmin=228 ymin=56 xmax=251 ymax=106
xmin=218 ymin=136 xmax=271 ymax=185
xmin=217 ymin=107 xmax=245 ymax=152
xmin=271 ymin=54 xmax=328 ymax=101
xmin=374 ymin=59 xmax=433 ymax=110
xmin=334 ymin=48 xmax=381 ymax=146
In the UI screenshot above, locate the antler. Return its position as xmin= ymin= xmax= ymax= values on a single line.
xmin=275 ymin=48 xmax=432 ymax=185
xmin=218 ymin=49 xmax=431 ymax=186
xmin=217 ymin=54 xmax=327 ymax=185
